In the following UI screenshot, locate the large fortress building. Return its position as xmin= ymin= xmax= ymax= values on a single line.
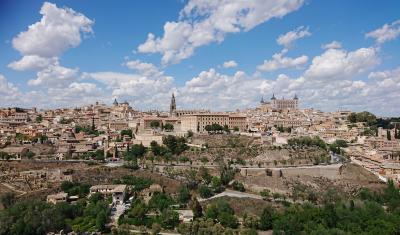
xmin=260 ymin=94 xmax=299 ymax=111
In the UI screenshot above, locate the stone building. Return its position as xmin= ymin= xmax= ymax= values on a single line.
xmin=90 ymin=184 xmax=127 ymax=205
xmin=365 ymin=137 xmax=399 ymax=150
xmin=260 ymin=94 xmax=299 ymax=111
xmin=181 ymin=113 xmax=247 ymax=133
xmin=47 ymin=192 xmax=68 ymax=204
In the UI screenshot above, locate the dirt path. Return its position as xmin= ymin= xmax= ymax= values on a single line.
xmin=1 ymin=183 xmax=27 ymax=196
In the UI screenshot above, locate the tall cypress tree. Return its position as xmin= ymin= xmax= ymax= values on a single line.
xmin=387 ymin=129 xmax=391 ymax=140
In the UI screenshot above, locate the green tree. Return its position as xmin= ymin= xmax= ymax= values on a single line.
xmin=163 ymin=123 xmax=174 ymax=132
xmin=243 ymin=213 xmax=260 ymax=229
xmin=35 ymin=114 xmax=43 ymax=123
xmin=189 ymin=197 xmax=203 ymax=218
xmin=232 ymin=181 xmax=245 ymax=192
xmin=128 ymin=199 xmax=148 ymax=224
xmin=96 ymin=210 xmax=107 ymax=231
xmin=150 ymin=121 xmax=160 ymax=129
xmin=387 ymin=129 xmax=392 ymax=140
xmin=218 ymin=212 xmax=238 ymax=228
xmin=24 ymin=151 xmax=35 ymax=159
xmin=211 ymin=176 xmax=223 ymax=193
xmin=120 ymin=129 xmax=133 ymax=138
xmin=160 ymin=209 xmax=179 ymax=229
xmin=198 ymin=185 xmax=213 ymax=198
xmin=179 ymin=156 xmax=190 ymax=163
xmin=259 ymin=206 xmax=275 ymax=230
xmin=120 ymin=175 xmax=153 ymax=192
xmin=348 ymin=113 xmax=357 ymax=123
xmin=178 ymin=185 xmax=191 ymax=204
xmin=124 ymin=143 xmax=146 ymax=161
xmin=205 ymin=200 xmax=238 ymax=228
xmin=260 ymin=189 xmax=271 ymax=198
xmin=149 ymin=192 xmax=174 ymax=212
xmin=162 ymin=135 xmax=188 ymax=155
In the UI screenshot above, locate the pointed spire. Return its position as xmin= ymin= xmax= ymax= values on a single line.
xmin=113 ymin=98 xmax=118 ymax=106
xmin=271 ymin=93 xmax=276 ymax=100
xmin=170 ymin=92 xmax=176 ymax=116
xmin=260 ymin=96 xmax=265 ymax=104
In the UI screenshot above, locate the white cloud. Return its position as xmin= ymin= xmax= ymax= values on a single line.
xmin=0 ymin=74 xmax=21 ymax=104
xmin=47 ymin=82 xmax=101 ymax=101
xmin=12 ymin=2 xmax=93 ymax=58
xmin=8 ymin=55 xmax=58 ymax=71
xmin=85 ymin=71 xmax=175 ymax=109
xmin=171 ymin=45 xmax=400 ymax=115
xmin=20 ymin=82 xmax=104 ymax=108
xmin=277 ymin=26 xmax=311 ymax=48
xmin=257 ymin=52 xmax=308 ymax=71
xmin=178 ymin=68 xmax=268 ymax=109
xmin=321 ymin=41 xmax=342 ymax=50
xmin=9 ymin=2 xmax=94 ymax=89
xmin=124 ymin=60 xmax=163 ymax=77
xmin=138 ymin=0 xmax=305 ymax=64
xmin=28 ymin=62 xmax=79 ymax=87
xmin=304 ymin=47 xmax=379 ymax=81
xmin=222 ymin=60 xmax=238 ymax=68
xmin=6 ymin=1 xmax=102 ymax=108
xmin=366 ymin=20 xmax=400 ymax=44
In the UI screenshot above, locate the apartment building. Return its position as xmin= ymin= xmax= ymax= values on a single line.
xmin=181 ymin=113 xmax=247 ymax=133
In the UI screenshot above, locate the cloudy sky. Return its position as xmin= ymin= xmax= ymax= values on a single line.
xmin=0 ymin=0 xmax=399 ymax=116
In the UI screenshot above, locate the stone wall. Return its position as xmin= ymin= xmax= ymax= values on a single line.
xmin=240 ymin=164 xmax=342 ymax=180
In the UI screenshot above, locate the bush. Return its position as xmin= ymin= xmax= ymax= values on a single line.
xmin=198 ymin=185 xmax=213 ymax=198
xmin=162 ymin=135 xmax=188 ymax=155
xmin=120 ymin=129 xmax=133 ymax=138
xmin=205 ymin=200 xmax=238 ymax=228
xmin=149 ymin=192 xmax=174 ymax=212
xmin=259 ymin=206 xmax=275 ymax=230
xmin=287 ymin=136 xmax=326 ymax=149
xmin=232 ymin=181 xmax=245 ymax=192
xmin=120 ymin=176 xmax=153 ymax=192
xmin=178 ymin=185 xmax=191 ymax=204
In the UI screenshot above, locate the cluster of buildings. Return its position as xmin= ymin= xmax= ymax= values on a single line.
xmin=0 ymin=94 xmax=247 ymax=160
xmin=1 ymin=93 xmax=400 ymax=183
xmin=345 ymin=127 xmax=400 ymax=183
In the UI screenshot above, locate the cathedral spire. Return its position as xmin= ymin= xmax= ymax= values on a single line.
xmin=170 ymin=93 xmax=176 ymax=116
xmin=260 ymin=96 xmax=265 ymax=104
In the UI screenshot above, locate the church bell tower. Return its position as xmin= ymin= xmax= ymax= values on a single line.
xmin=170 ymin=93 xmax=176 ymax=116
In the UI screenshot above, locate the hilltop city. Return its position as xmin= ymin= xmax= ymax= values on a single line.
xmin=1 ymin=94 xmax=400 ymax=234
xmin=1 ymin=0 xmax=400 ymax=234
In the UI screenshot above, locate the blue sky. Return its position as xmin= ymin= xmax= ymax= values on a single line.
xmin=0 ymin=0 xmax=399 ymax=116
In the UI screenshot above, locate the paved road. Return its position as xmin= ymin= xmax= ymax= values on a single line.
xmin=111 ymin=204 xmax=126 ymax=226
xmin=198 ymin=189 xmax=263 ymax=202
xmin=245 ymin=163 xmax=342 ymax=171
xmin=104 ymin=161 xmax=124 ymax=167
